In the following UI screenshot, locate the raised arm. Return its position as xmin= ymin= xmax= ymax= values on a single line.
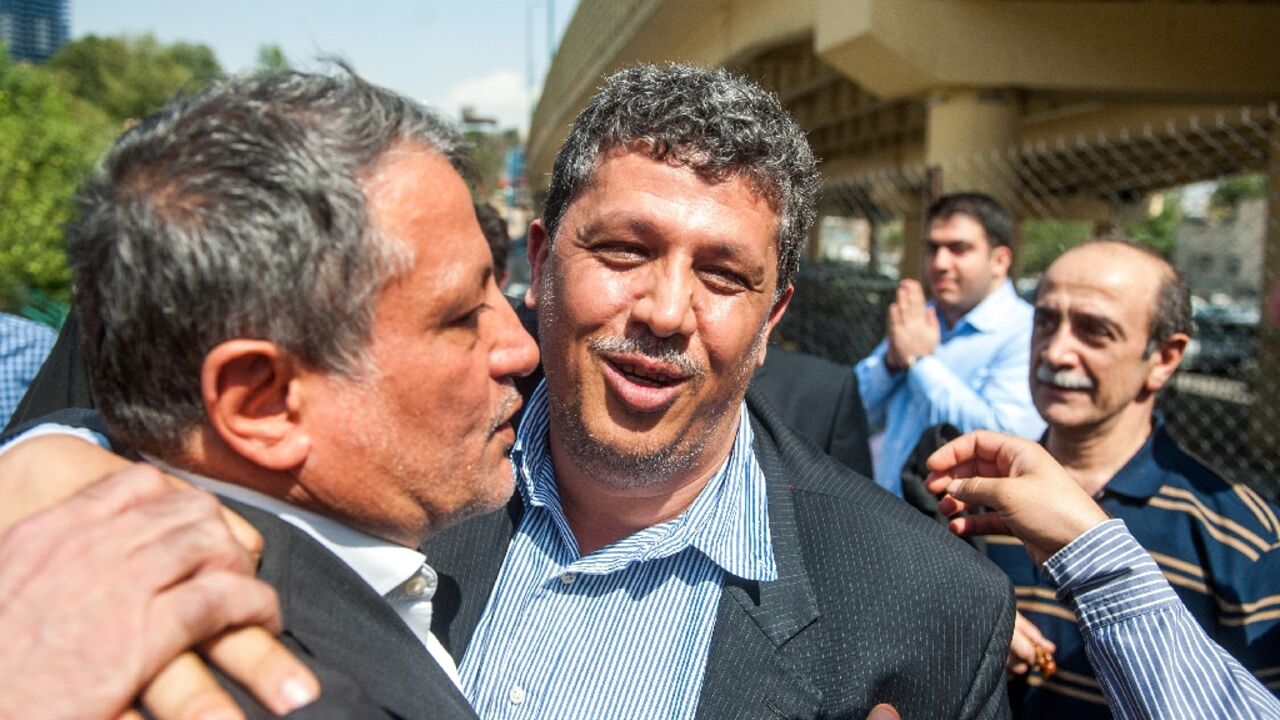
xmin=926 ymin=431 xmax=1280 ymax=720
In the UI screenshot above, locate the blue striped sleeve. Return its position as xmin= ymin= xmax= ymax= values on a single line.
xmin=1044 ymin=518 xmax=1280 ymax=720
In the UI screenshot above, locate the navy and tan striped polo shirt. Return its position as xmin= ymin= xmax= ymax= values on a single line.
xmin=989 ymin=420 xmax=1280 ymax=718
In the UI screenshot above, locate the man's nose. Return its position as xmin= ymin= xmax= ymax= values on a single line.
xmin=928 ymin=247 xmax=952 ymax=271
xmin=632 ymin=264 xmax=697 ymax=338
xmin=490 ymin=297 xmax=540 ymax=379
xmin=1039 ymin=325 xmax=1077 ymax=368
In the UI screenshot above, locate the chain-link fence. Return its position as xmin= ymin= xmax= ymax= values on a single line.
xmin=775 ymin=103 xmax=1280 ymax=498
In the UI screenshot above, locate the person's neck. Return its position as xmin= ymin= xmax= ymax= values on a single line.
xmin=939 ymin=278 xmax=1004 ymax=330
xmin=546 ymin=421 xmax=739 ymax=557
xmin=1045 ymin=404 xmax=1154 ymax=497
xmin=181 ymin=429 xmax=425 ymax=547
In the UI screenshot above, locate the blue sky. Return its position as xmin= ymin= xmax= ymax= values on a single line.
xmin=72 ymin=0 xmax=577 ymax=133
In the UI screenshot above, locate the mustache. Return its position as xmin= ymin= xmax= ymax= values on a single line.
xmin=1035 ymin=364 xmax=1094 ymax=390
xmin=589 ymin=334 xmax=706 ymax=379
xmin=488 ymin=385 xmax=524 ymax=435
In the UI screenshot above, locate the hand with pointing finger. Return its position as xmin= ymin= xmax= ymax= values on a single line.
xmin=923 ymin=430 xmax=1109 ymax=566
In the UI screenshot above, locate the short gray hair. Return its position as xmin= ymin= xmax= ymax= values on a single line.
xmin=541 ymin=63 xmax=818 ymax=294
xmin=70 ymin=68 xmax=469 ymax=456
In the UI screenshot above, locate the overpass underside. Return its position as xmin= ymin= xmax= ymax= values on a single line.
xmin=531 ymin=0 xmax=1278 ymax=266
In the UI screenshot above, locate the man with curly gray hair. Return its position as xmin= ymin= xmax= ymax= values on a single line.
xmin=425 ymin=63 xmax=1015 ymax=720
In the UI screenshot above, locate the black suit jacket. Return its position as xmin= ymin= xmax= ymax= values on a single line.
xmin=0 ymin=406 xmax=475 ymax=720
xmin=218 ymin=501 xmax=478 ymax=720
xmin=749 ymin=347 xmax=872 ymax=477
xmin=424 ymin=388 xmax=1014 ymax=720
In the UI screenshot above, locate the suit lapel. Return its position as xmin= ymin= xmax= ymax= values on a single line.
xmin=694 ymin=396 xmax=823 ymax=719
xmin=422 ymin=495 xmax=522 ymax=658
xmin=230 ymin=501 xmax=476 ymax=720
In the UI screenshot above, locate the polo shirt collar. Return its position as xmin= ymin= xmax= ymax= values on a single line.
xmin=1098 ymin=416 xmax=1169 ymax=501
xmin=512 ymin=380 xmax=777 ymax=582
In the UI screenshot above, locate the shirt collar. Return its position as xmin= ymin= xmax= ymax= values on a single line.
xmin=148 ymin=457 xmax=429 ymax=597
xmin=1100 ymin=417 xmax=1172 ymax=500
xmin=512 ymin=381 xmax=777 ymax=581
xmin=939 ymin=279 xmax=1020 ymax=335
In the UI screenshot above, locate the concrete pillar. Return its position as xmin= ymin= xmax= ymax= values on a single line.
xmin=925 ymin=89 xmax=1019 ymax=203
xmin=898 ymin=191 xmax=927 ymax=283
xmin=906 ymin=88 xmax=1020 ymax=280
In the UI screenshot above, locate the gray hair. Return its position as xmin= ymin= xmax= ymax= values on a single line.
xmin=70 ymin=68 xmax=469 ymax=456
xmin=541 ymin=63 xmax=818 ymax=294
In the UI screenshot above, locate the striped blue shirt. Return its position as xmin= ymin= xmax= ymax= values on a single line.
xmin=457 ymin=381 xmax=776 ymax=720
xmin=989 ymin=421 xmax=1280 ymax=717
xmin=1046 ymin=519 xmax=1280 ymax=719
xmin=0 ymin=313 xmax=56 ymax=427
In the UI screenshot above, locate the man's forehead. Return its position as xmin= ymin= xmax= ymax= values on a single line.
xmin=1040 ymin=248 xmax=1159 ymax=319
xmin=927 ymin=213 xmax=989 ymax=244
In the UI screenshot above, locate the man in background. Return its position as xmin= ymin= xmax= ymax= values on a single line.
xmin=989 ymin=239 xmax=1280 ymax=717
xmin=855 ymin=193 xmax=1044 ymax=495
xmin=927 ymin=429 xmax=1280 ymax=720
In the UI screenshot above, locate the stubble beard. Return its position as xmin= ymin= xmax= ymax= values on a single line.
xmin=538 ymin=270 xmax=770 ymax=490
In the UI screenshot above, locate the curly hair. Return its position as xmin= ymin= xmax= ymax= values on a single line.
xmin=541 ymin=63 xmax=818 ymax=295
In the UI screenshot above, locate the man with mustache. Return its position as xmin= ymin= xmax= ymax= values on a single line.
xmin=419 ymin=63 xmax=1013 ymax=720
xmin=855 ymin=193 xmax=1044 ymax=496
xmin=989 ymin=240 xmax=1280 ymax=718
xmin=2 ymin=64 xmax=1013 ymax=719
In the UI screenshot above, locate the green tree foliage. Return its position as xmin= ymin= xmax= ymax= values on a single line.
xmin=255 ymin=44 xmax=291 ymax=74
xmin=0 ymin=34 xmax=224 ymax=312
xmin=47 ymin=34 xmax=222 ymax=124
xmin=1125 ymin=192 xmax=1182 ymax=260
xmin=0 ymin=48 xmax=115 ymax=311
xmin=1210 ymin=174 xmax=1266 ymax=221
xmin=465 ymin=127 xmax=521 ymax=200
xmin=1019 ymin=219 xmax=1093 ymax=276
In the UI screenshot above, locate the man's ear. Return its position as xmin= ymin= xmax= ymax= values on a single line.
xmin=201 ymin=340 xmax=311 ymax=472
xmin=1144 ymin=332 xmax=1189 ymax=393
xmin=991 ymin=244 xmax=1014 ymax=278
xmin=755 ymin=284 xmax=794 ymax=367
xmin=525 ymin=218 xmax=551 ymax=310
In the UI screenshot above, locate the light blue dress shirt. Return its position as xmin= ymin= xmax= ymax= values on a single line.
xmin=458 ymin=381 xmax=776 ymax=720
xmin=855 ymin=280 xmax=1044 ymax=495
xmin=1047 ymin=519 xmax=1280 ymax=719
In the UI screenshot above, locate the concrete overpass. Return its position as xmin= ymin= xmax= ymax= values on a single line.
xmin=530 ymin=0 xmax=1278 ymax=272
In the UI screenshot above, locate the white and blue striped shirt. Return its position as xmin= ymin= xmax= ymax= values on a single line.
xmin=1045 ymin=519 xmax=1280 ymax=719
xmin=458 ymin=381 xmax=776 ymax=720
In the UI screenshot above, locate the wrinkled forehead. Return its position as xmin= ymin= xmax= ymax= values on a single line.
xmin=1038 ymin=247 xmax=1160 ymax=324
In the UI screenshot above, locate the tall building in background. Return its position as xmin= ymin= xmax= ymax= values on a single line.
xmin=0 ymin=0 xmax=69 ymax=63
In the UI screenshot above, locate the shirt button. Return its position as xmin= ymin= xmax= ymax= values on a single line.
xmin=559 ymin=573 xmax=577 ymax=585
xmin=403 ymin=576 xmax=429 ymax=598
xmin=509 ymin=686 xmax=526 ymax=705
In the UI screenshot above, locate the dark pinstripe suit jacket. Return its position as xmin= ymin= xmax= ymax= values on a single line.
xmin=219 ymin=500 xmax=479 ymax=720
xmin=424 ymin=387 xmax=1015 ymax=720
